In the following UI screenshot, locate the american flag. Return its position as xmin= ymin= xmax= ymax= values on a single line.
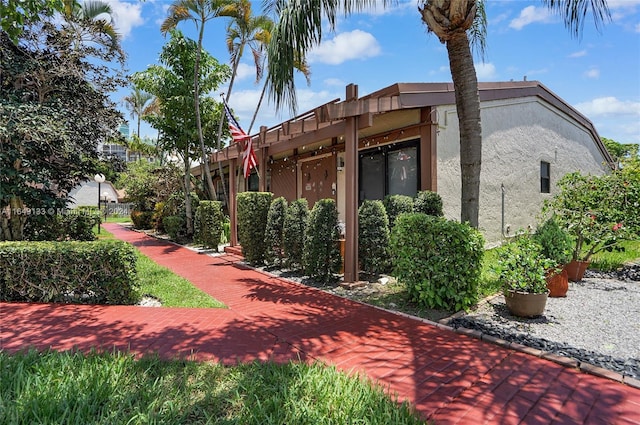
xmin=223 ymin=100 xmax=257 ymax=178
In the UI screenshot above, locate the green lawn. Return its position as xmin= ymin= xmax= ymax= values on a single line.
xmin=589 ymin=239 xmax=640 ymax=271
xmin=0 ymin=350 xmax=424 ymax=425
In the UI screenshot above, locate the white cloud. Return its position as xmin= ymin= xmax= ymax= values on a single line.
xmin=575 ymin=97 xmax=640 ymax=117
xmin=106 ymin=0 xmax=144 ymax=39
xmin=308 ymin=30 xmax=381 ymax=65
xmin=324 ymin=78 xmax=346 ymax=87
xmin=584 ymin=67 xmax=600 ymax=79
xmin=568 ymin=50 xmax=587 ymax=58
xmin=234 ymin=63 xmax=257 ymax=82
xmin=509 ymin=6 xmax=554 ymax=30
xmin=475 ymin=62 xmax=497 ymax=80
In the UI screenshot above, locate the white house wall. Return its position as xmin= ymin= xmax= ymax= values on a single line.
xmin=436 ymin=96 xmax=609 ymax=245
xmin=67 ymin=181 xmax=119 ymax=208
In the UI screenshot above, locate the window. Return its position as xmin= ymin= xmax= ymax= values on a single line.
xmin=248 ymin=171 xmax=259 ymax=192
xmin=540 ymin=161 xmax=550 ymax=193
xmin=359 ymin=140 xmax=419 ymax=202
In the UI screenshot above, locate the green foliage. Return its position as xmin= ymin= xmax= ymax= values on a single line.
xmin=283 ymin=198 xmax=309 ymax=271
xmin=194 ymin=201 xmax=224 ymax=249
xmin=163 ymin=215 xmax=186 ymax=242
xmin=117 ymin=161 xmax=160 ymax=211
xmin=532 ymin=216 xmax=572 ymax=266
xmin=264 ymin=197 xmax=288 ymax=267
xmin=130 ymin=210 xmax=154 ymax=230
xmin=304 ymin=199 xmax=341 ymax=283
xmin=390 ymin=214 xmax=484 ymax=311
xmin=23 ymin=212 xmax=99 ymax=241
xmin=383 ymin=194 xmax=414 ymax=229
xmin=237 ymin=192 xmax=272 ymax=265
xmin=543 ymin=170 xmax=640 ymax=261
xmin=0 ymin=240 xmax=138 ymax=304
xmin=0 ymin=1 xmax=64 ymax=43
xmin=358 ymin=200 xmax=391 ymax=274
xmin=497 ymin=236 xmax=554 ymax=294
xmin=413 ymin=190 xmax=444 ymax=216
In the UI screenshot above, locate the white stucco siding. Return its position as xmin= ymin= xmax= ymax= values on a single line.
xmin=436 ymin=97 xmax=609 ymax=245
xmin=67 ymin=181 xmax=119 ymax=208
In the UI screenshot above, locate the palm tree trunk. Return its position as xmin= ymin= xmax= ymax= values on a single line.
xmin=447 ymin=31 xmax=481 ymax=228
xmin=248 ymin=80 xmax=267 ymax=134
xmin=183 ymin=155 xmax=193 ymax=235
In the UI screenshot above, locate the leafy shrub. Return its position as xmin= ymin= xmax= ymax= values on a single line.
xmin=390 ymin=214 xmax=484 ymax=311
xmin=24 ymin=212 xmax=98 ymax=241
xmin=0 ymin=240 xmax=138 ymax=304
xmin=221 ymin=216 xmax=230 ymax=244
xmin=237 ymin=192 xmax=272 ymax=265
xmin=304 ymin=199 xmax=341 ymax=283
xmin=283 ymin=199 xmax=309 ymax=271
xmin=264 ymin=197 xmax=288 ymax=267
xmin=194 ymin=201 xmax=224 ymax=249
xmin=163 ymin=215 xmax=186 ymax=241
xmin=532 ymin=216 xmax=572 ymax=266
xmin=151 ymin=202 xmax=166 ymax=232
xmin=131 ymin=210 xmax=154 ymax=230
xmin=497 ymin=236 xmax=554 ymax=294
xmin=358 ymin=200 xmax=390 ymax=274
xmin=383 ymin=194 xmax=414 ymax=229
xmin=413 ymin=190 xmax=444 ymax=216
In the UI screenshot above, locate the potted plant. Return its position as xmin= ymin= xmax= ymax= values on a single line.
xmin=498 ymin=236 xmax=555 ymax=317
xmin=533 ymin=217 xmax=572 ymax=297
xmin=542 ymin=171 xmax=640 ymax=281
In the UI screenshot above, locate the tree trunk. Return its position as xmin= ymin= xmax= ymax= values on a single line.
xmin=446 ymin=32 xmax=482 ymax=228
xmin=183 ymin=156 xmax=193 ymax=236
xmin=195 ymin=23 xmax=216 ymax=200
xmin=0 ymin=197 xmax=27 ymax=241
xmin=248 ymin=80 xmax=267 ymax=134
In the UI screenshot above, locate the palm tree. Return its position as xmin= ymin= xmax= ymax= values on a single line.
xmin=62 ymin=0 xmax=121 ymax=54
xmin=123 ymin=87 xmax=154 ymax=137
xmin=265 ymin=0 xmax=611 ymax=228
xmin=161 ymin=0 xmax=235 ymax=200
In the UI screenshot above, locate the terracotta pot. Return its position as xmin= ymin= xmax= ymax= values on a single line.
xmin=565 ymin=260 xmax=590 ymax=282
xmin=504 ymin=289 xmax=549 ymax=318
xmin=546 ymin=268 xmax=569 ymax=297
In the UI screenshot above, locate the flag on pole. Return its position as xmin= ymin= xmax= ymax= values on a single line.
xmin=223 ymin=100 xmax=257 ymax=178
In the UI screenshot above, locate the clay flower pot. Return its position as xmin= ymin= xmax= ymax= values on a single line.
xmin=565 ymin=260 xmax=590 ymax=282
xmin=504 ymin=289 xmax=549 ymax=318
xmin=546 ymin=268 xmax=569 ymax=297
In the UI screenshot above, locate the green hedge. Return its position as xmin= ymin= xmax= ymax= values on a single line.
xmin=304 ymin=199 xmax=341 ymax=283
xmin=283 ymin=199 xmax=309 ymax=271
xmin=264 ymin=197 xmax=288 ymax=267
xmin=237 ymin=192 xmax=272 ymax=265
xmin=383 ymin=194 xmax=414 ymax=229
xmin=194 ymin=201 xmax=224 ymax=249
xmin=413 ymin=190 xmax=444 ymax=216
xmin=131 ymin=210 xmax=154 ymax=230
xmin=0 ymin=240 xmax=139 ymax=305
xmin=163 ymin=215 xmax=186 ymax=241
xmin=390 ymin=214 xmax=484 ymax=311
xmin=23 ymin=212 xmax=98 ymax=241
xmin=358 ymin=200 xmax=390 ymax=274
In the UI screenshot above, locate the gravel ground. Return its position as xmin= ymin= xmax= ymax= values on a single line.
xmin=449 ymin=265 xmax=640 ymax=379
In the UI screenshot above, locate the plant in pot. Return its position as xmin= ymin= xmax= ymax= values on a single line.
xmin=497 ymin=236 xmax=555 ymax=317
xmin=542 ymin=170 xmax=640 ymax=281
xmin=533 ymin=217 xmax=572 ymax=297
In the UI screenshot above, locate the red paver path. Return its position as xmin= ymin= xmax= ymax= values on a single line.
xmin=1 ymin=223 xmax=639 ymax=424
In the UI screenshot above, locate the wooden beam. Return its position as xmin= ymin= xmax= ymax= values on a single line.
xmin=229 ymin=158 xmax=238 ymax=246
xmin=344 ymin=83 xmax=359 ymax=283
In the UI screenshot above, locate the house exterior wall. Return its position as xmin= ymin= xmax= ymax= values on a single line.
xmin=436 ymin=96 xmax=609 ymax=245
xmin=67 ymin=180 xmax=119 ymax=208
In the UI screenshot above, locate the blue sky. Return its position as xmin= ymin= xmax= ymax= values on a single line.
xmin=105 ymin=0 xmax=640 ymax=145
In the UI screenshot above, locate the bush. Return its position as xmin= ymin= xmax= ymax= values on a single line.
xmin=23 ymin=212 xmax=98 ymax=241
xmin=390 ymin=214 xmax=484 ymax=311
xmin=358 ymin=200 xmax=390 ymax=274
xmin=532 ymin=216 xmax=572 ymax=266
xmin=237 ymin=192 xmax=272 ymax=265
xmin=383 ymin=194 xmax=414 ymax=229
xmin=497 ymin=236 xmax=554 ymax=294
xmin=264 ymin=197 xmax=288 ymax=267
xmin=413 ymin=190 xmax=444 ymax=216
xmin=304 ymin=199 xmax=341 ymax=283
xmin=0 ymin=240 xmax=138 ymax=304
xmin=151 ymin=202 xmax=166 ymax=232
xmin=130 ymin=210 xmax=154 ymax=230
xmin=163 ymin=215 xmax=186 ymax=241
xmin=194 ymin=201 xmax=224 ymax=249
xmin=283 ymin=199 xmax=309 ymax=271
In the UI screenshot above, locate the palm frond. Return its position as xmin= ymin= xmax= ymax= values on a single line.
xmin=542 ymin=0 xmax=611 ymax=39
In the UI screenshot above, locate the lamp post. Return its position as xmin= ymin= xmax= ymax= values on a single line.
xmin=94 ymin=174 xmax=105 ymax=234
xmin=102 ymin=191 xmax=110 ymax=222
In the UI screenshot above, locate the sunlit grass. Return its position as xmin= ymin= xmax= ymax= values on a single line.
xmin=589 ymin=239 xmax=640 ymax=271
xmin=0 ymin=350 xmax=425 ymax=425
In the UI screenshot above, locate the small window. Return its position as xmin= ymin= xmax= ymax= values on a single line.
xmin=540 ymin=161 xmax=550 ymax=193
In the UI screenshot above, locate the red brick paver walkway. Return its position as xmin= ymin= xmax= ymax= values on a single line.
xmin=1 ymin=223 xmax=639 ymax=424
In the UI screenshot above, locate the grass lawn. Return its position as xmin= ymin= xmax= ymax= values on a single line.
xmin=589 ymin=239 xmax=640 ymax=271
xmin=0 ymin=350 xmax=424 ymax=425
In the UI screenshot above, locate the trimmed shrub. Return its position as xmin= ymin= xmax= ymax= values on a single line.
xmin=359 ymin=199 xmax=390 ymax=274
xmin=237 ymin=192 xmax=272 ymax=265
xmin=390 ymin=214 xmax=484 ymax=311
xmin=264 ymin=197 xmax=288 ymax=267
xmin=163 ymin=215 xmax=185 ymax=241
xmin=0 ymin=240 xmax=139 ymax=305
xmin=151 ymin=202 xmax=166 ymax=232
xmin=383 ymin=194 xmax=414 ymax=229
xmin=283 ymin=199 xmax=309 ymax=271
xmin=413 ymin=190 xmax=444 ymax=216
xmin=304 ymin=199 xmax=341 ymax=283
xmin=24 ymin=212 xmax=98 ymax=241
xmin=194 ymin=201 xmax=224 ymax=249
xmin=131 ymin=210 xmax=154 ymax=230
xmin=532 ymin=216 xmax=573 ymax=266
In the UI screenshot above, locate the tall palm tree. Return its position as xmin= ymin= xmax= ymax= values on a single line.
xmin=161 ymin=0 xmax=235 ymax=200
xmin=265 ymin=0 xmax=611 ymax=228
xmin=62 ymin=0 xmax=121 ymax=54
xmin=123 ymin=87 xmax=153 ymax=137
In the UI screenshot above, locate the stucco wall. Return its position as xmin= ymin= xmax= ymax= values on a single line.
xmin=436 ymin=97 xmax=609 ymax=245
xmin=68 ymin=180 xmax=119 ymax=208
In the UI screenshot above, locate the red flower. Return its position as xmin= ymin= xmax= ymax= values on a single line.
xmin=612 ymin=222 xmax=623 ymax=231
